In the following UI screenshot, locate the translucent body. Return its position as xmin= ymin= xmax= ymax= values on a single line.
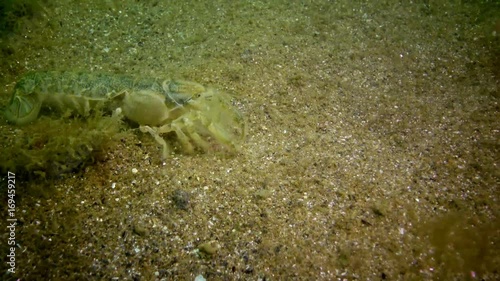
xmin=3 ymin=71 xmax=246 ymax=159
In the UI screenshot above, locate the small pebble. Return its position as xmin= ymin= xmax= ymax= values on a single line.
xmin=255 ymin=189 xmax=272 ymax=199
xmin=194 ymin=275 xmax=206 ymax=281
xmin=198 ymin=242 xmax=217 ymax=257
xmin=172 ymin=189 xmax=191 ymax=210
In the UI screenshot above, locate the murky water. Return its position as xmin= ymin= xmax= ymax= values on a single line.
xmin=1 ymin=0 xmax=498 ymax=280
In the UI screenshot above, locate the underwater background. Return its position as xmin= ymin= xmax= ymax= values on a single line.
xmin=0 ymin=0 xmax=498 ymax=280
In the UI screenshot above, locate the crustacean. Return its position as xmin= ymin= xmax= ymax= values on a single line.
xmin=2 ymin=71 xmax=246 ymax=160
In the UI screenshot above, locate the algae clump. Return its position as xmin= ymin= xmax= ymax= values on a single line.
xmin=416 ymin=211 xmax=499 ymax=279
xmin=0 ymin=0 xmax=50 ymax=37
xmin=0 ymin=111 xmax=123 ymax=178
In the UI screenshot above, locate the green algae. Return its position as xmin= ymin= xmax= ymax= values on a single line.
xmin=0 ymin=111 xmax=123 ymax=178
xmin=0 ymin=0 xmax=50 ymax=37
xmin=417 ymin=211 xmax=499 ymax=280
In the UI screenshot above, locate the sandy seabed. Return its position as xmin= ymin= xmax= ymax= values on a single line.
xmin=0 ymin=0 xmax=498 ymax=280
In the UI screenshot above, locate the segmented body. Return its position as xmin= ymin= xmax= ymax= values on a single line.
xmin=4 ymin=71 xmax=195 ymax=125
xmin=3 ymin=71 xmax=246 ymax=159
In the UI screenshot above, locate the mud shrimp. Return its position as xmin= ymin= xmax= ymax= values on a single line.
xmin=2 ymin=71 xmax=246 ymax=159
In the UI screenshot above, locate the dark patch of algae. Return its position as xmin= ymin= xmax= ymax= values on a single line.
xmin=417 ymin=211 xmax=499 ymax=280
xmin=0 ymin=110 xmax=124 ymax=179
